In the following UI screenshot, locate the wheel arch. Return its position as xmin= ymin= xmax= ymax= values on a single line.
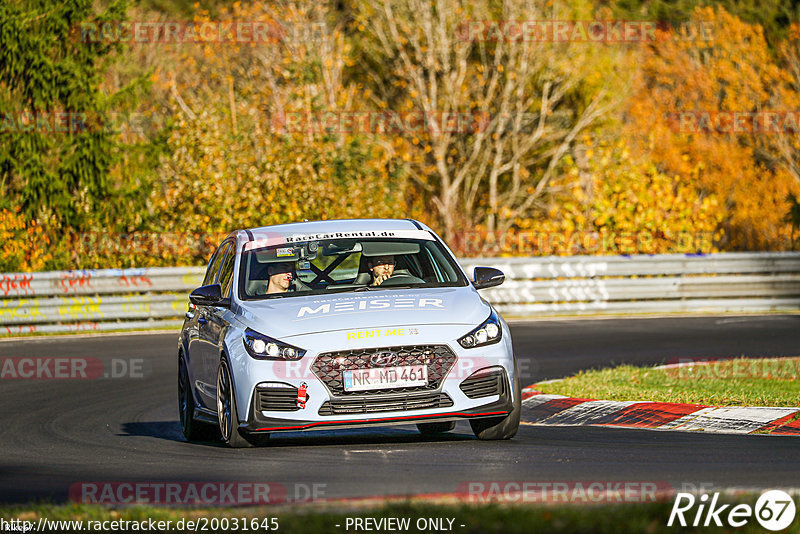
xmin=218 ymin=347 xmax=248 ymax=426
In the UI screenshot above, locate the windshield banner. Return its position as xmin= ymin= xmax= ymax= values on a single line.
xmin=244 ymin=229 xmax=434 ymax=251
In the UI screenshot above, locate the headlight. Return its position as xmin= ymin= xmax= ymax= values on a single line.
xmin=458 ymin=309 xmax=503 ymax=348
xmin=244 ymin=328 xmax=306 ymax=360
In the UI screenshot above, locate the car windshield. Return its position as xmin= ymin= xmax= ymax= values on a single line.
xmin=239 ymin=237 xmax=468 ymax=299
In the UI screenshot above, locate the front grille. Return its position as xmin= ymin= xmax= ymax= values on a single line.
xmin=460 ymin=369 xmax=506 ymax=399
xmin=311 ymin=344 xmax=457 ymax=397
xmin=255 ymin=385 xmax=302 ymax=412
xmin=318 ymin=392 xmax=454 ymax=416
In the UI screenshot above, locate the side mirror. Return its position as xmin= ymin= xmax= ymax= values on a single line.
xmin=189 ymin=284 xmax=231 ymax=307
xmin=473 ymin=267 xmax=505 ymax=290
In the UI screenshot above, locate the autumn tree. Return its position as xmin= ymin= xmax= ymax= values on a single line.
xmin=626 ymin=6 xmax=800 ymax=250
xmin=0 ymin=0 xmax=154 ymax=232
xmin=353 ymin=0 xmax=625 ymax=243
xmin=510 ymin=137 xmax=725 ymax=256
xmin=147 ymin=1 xmax=417 ymax=264
xmin=774 ymin=24 xmax=800 ymax=190
xmin=613 ymin=0 xmax=800 ymax=46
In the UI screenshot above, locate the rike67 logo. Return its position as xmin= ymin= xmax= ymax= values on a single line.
xmin=668 ymin=490 xmax=796 ymax=531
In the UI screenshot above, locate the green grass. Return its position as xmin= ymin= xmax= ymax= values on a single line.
xmin=536 ymin=357 xmax=800 ymax=407
xmin=2 ymin=500 xmax=797 ymax=533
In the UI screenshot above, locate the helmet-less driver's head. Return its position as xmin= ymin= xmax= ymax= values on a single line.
xmin=368 ymin=255 xmax=395 ymax=286
xmin=266 ymin=262 xmax=294 ymax=294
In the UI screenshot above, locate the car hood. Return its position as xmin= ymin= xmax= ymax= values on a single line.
xmin=236 ymin=287 xmax=490 ymax=339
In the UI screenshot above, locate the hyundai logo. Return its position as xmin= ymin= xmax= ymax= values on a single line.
xmin=370 ymin=351 xmax=397 ymax=367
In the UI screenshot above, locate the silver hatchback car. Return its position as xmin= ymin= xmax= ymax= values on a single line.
xmin=178 ymin=219 xmax=519 ymax=447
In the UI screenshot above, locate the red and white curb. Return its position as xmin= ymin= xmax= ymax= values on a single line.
xmin=520 ymin=388 xmax=800 ymax=435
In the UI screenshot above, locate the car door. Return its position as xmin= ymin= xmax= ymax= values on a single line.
xmin=185 ymin=243 xmax=225 ymax=399
xmin=194 ymin=240 xmax=232 ymax=409
xmin=199 ymin=241 xmax=237 ymax=408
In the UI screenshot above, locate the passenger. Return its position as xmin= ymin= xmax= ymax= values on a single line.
xmin=266 ymin=262 xmax=295 ymax=294
xmin=368 ymin=255 xmax=395 ymax=286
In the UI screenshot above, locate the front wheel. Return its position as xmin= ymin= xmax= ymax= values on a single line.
xmin=469 ymin=365 xmax=521 ymax=440
xmin=217 ymin=359 xmax=268 ymax=448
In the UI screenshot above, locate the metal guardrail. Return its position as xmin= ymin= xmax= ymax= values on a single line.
xmin=1 ymin=253 xmax=799 ymax=334
xmin=460 ymin=252 xmax=800 ymax=316
xmin=0 ymin=267 xmax=204 ymax=334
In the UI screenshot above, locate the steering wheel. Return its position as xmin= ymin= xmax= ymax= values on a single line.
xmin=379 ymin=273 xmax=424 ymax=286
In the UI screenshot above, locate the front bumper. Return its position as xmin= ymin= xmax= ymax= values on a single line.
xmin=241 ymin=375 xmax=514 ymax=433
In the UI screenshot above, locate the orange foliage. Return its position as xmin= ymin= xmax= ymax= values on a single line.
xmin=626 ymin=6 xmax=800 ymax=250
xmin=0 ymin=208 xmax=53 ymax=271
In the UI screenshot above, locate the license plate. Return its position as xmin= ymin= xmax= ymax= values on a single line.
xmin=343 ymin=365 xmax=428 ymax=392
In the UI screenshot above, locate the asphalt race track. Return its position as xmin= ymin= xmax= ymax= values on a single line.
xmin=1 ymin=315 xmax=798 ymax=504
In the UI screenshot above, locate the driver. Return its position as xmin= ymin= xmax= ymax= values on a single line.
xmin=368 ymin=255 xmax=395 ymax=286
xmin=266 ymin=262 xmax=295 ymax=294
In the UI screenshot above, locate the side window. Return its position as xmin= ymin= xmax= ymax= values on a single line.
xmin=203 ymin=241 xmax=231 ymax=286
xmin=218 ymin=243 xmax=237 ymax=296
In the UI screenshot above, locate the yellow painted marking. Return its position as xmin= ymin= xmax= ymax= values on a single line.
xmin=0 ymin=299 xmax=43 ymax=319
xmin=345 ymin=328 xmax=408 ymax=341
xmin=58 ymin=297 xmax=102 ymax=318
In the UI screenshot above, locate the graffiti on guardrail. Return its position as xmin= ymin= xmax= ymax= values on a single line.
xmin=0 ymin=299 xmax=43 ymax=321
xmin=119 ymin=274 xmax=153 ymax=288
xmin=57 ymin=297 xmax=103 ymax=319
xmin=59 ymin=271 xmax=93 ymax=293
xmin=0 ymin=274 xmax=34 ymax=296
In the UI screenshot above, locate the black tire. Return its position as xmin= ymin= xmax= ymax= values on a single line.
xmin=469 ymin=364 xmax=521 ymax=440
xmin=216 ymin=358 xmax=268 ymax=448
xmin=179 ymin=355 xmax=217 ymax=441
xmin=417 ymin=421 xmax=456 ymax=434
